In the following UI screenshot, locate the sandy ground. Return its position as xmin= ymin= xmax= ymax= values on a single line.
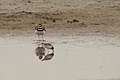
xmin=0 ymin=0 xmax=120 ymax=37
xmin=0 ymin=0 xmax=120 ymax=80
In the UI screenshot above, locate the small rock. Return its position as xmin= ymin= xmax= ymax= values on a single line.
xmin=73 ymin=19 xmax=79 ymax=22
xmin=52 ymin=19 xmax=56 ymax=22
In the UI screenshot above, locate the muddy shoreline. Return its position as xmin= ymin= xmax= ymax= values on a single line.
xmin=0 ymin=0 xmax=120 ymax=80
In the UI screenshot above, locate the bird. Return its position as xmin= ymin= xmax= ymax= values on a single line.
xmin=42 ymin=53 xmax=54 ymax=61
xmin=35 ymin=24 xmax=46 ymax=40
xmin=41 ymin=42 xmax=54 ymax=53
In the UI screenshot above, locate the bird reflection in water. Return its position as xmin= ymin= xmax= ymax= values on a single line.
xmin=35 ymin=41 xmax=54 ymax=61
xmin=35 ymin=44 xmax=45 ymax=60
xmin=42 ymin=52 xmax=54 ymax=61
xmin=42 ymin=42 xmax=54 ymax=53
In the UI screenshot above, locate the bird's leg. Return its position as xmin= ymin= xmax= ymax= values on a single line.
xmin=42 ymin=35 xmax=43 ymax=40
xmin=38 ymin=35 xmax=40 ymax=41
xmin=42 ymin=35 xmax=44 ymax=41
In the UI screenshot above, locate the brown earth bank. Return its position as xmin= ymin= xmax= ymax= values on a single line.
xmin=0 ymin=0 xmax=120 ymax=37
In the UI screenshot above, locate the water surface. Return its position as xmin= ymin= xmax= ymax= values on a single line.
xmin=0 ymin=35 xmax=120 ymax=80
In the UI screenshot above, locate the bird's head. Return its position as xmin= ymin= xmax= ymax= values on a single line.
xmin=38 ymin=24 xmax=42 ymax=27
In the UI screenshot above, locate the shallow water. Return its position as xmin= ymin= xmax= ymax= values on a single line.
xmin=0 ymin=35 xmax=120 ymax=80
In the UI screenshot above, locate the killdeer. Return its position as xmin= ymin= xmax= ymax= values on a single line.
xmin=35 ymin=24 xmax=46 ymax=40
xmin=42 ymin=53 xmax=54 ymax=61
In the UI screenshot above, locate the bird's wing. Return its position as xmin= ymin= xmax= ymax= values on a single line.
xmin=43 ymin=27 xmax=46 ymax=31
